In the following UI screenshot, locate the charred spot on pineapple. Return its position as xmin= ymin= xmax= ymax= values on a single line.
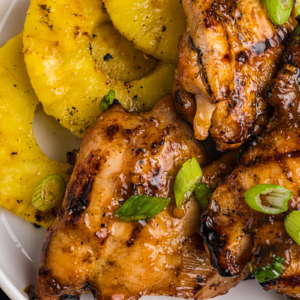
xmin=103 ymin=53 xmax=113 ymax=61
xmin=103 ymin=0 xmax=186 ymax=64
xmin=24 ymin=0 xmax=175 ymax=137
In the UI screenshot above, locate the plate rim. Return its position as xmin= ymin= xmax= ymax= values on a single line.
xmin=0 ymin=267 xmax=26 ymax=300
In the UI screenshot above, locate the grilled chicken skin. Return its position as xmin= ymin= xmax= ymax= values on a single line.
xmin=174 ymin=0 xmax=295 ymax=151
xmin=36 ymin=95 xmax=247 ymax=300
xmin=201 ymin=21 xmax=300 ymax=298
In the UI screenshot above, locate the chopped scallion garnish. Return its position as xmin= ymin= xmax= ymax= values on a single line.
xmin=263 ymin=0 xmax=293 ymax=25
xmin=285 ymin=211 xmax=300 ymax=246
xmin=245 ymin=184 xmax=293 ymax=214
xmin=32 ymin=175 xmax=66 ymax=211
xmin=174 ymin=158 xmax=203 ymax=209
xmin=100 ymin=90 xmax=115 ymax=112
xmin=195 ymin=183 xmax=213 ymax=210
xmin=114 ymin=195 xmax=170 ymax=222
xmin=250 ymin=254 xmax=285 ymax=283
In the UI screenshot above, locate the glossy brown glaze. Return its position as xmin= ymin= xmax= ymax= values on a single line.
xmin=201 ymin=147 xmax=245 ymax=190
xmin=35 ymin=95 xmax=247 ymax=300
xmin=174 ymin=0 xmax=296 ymax=151
xmin=201 ymin=22 xmax=300 ymax=298
xmin=173 ymin=70 xmax=197 ymax=125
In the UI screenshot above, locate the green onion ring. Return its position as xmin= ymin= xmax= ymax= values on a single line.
xmin=100 ymin=90 xmax=115 ymax=112
xmin=285 ymin=211 xmax=300 ymax=246
xmin=244 ymin=184 xmax=293 ymax=214
xmin=174 ymin=158 xmax=203 ymax=209
xmin=32 ymin=174 xmax=66 ymax=212
xmin=263 ymin=0 xmax=293 ymax=25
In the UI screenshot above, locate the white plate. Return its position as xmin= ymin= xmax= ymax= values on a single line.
xmin=0 ymin=1 xmax=287 ymax=299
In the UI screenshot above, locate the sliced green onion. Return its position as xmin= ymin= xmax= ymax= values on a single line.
xmin=114 ymin=195 xmax=170 ymax=222
xmin=100 ymin=90 xmax=115 ymax=112
xmin=195 ymin=183 xmax=213 ymax=210
xmin=174 ymin=158 xmax=203 ymax=209
xmin=245 ymin=184 xmax=293 ymax=214
xmin=100 ymin=100 xmax=109 ymax=112
xmin=285 ymin=211 xmax=300 ymax=246
xmin=263 ymin=0 xmax=293 ymax=25
xmin=32 ymin=175 xmax=66 ymax=212
xmin=250 ymin=254 xmax=285 ymax=283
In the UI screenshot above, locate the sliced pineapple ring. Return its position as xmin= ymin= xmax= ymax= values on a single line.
xmin=0 ymin=33 xmax=70 ymax=228
xmin=24 ymin=0 xmax=176 ymax=138
xmin=103 ymin=0 xmax=186 ymax=64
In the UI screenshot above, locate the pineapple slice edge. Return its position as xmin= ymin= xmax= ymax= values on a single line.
xmin=103 ymin=0 xmax=187 ymax=65
xmin=0 ymin=33 xmax=70 ymax=228
xmin=23 ymin=0 xmax=176 ymax=138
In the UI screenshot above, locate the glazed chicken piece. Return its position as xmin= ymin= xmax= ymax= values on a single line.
xmin=201 ymin=20 xmax=300 ymax=298
xmin=174 ymin=0 xmax=295 ymax=151
xmin=36 ymin=95 xmax=247 ymax=300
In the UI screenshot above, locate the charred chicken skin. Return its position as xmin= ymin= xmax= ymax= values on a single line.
xmin=201 ymin=20 xmax=300 ymax=298
xmin=174 ymin=0 xmax=295 ymax=151
xmin=36 ymin=95 xmax=247 ymax=300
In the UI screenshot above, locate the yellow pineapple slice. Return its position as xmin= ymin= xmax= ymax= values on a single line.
xmin=0 ymin=33 xmax=70 ymax=228
xmin=103 ymin=0 xmax=186 ymax=64
xmin=91 ymin=25 xmax=158 ymax=81
xmin=24 ymin=0 xmax=176 ymax=138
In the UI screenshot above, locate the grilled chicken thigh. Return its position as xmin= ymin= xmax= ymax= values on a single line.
xmin=174 ymin=0 xmax=295 ymax=151
xmin=201 ymin=21 xmax=300 ymax=298
xmin=36 ymin=95 xmax=247 ymax=300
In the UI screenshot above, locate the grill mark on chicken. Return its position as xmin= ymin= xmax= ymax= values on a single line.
xmin=201 ymin=21 xmax=300 ymax=298
xmin=188 ymin=35 xmax=197 ymax=52
xmin=67 ymin=153 xmax=102 ymax=221
xmin=68 ymin=179 xmax=94 ymax=219
xmin=175 ymin=0 xmax=295 ymax=151
xmin=37 ymin=95 xmax=251 ymax=300
xmin=200 ymin=217 xmax=229 ymax=277
xmin=126 ymin=223 xmax=143 ymax=247
xmin=197 ymin=49 xmax=213 ymax=98
xmin=201 ymin=63 xmax=213 ymax=98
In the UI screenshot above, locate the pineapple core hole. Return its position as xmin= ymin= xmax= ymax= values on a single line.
xmin=90 ymin=23 xmax=159 ymax=82
xmin=33 ymin=104 xmax=82 ymax=163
